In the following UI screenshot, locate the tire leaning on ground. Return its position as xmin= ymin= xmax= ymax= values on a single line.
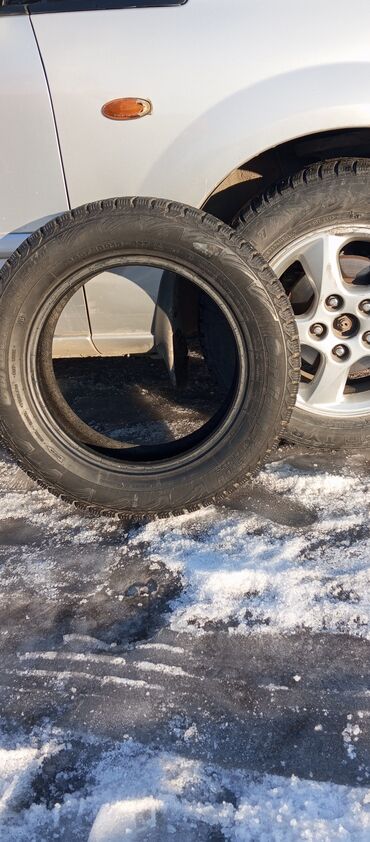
xmin=0 ymin=198 xmax=299 ymax=518
xmin=235 ymin=158 xmax=370 ymax=451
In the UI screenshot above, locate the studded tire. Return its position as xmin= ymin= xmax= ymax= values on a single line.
xmin=235 ymin=158 xmax=370 ymax=451
xmin=0 ymin=198 xmax=299 ymax=518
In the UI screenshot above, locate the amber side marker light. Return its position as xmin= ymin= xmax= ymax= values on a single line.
xmin=101 ymin=97 xmax=152 ymax=120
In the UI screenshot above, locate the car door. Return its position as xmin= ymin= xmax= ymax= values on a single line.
xmin=28 ymin=0 xmax=188 ymax=356
xmin=0 ymin=3 xmax=94 ymax=357
xmin=0 ymin=6 xmax=67 ymax=244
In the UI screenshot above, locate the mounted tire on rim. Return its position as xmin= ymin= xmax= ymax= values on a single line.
xmin=0 ymin=198 xmax=299 ymax=518
xmin=235 ymin=158 xmax=370 ymax=451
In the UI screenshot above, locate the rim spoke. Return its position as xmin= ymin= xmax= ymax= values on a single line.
xmin=296 ymin=317 xmax=314 ymax=346
xmin=299 ymin=233 xmax=346 ymax=302
xmin=303 ymin=355 xmax=350 ymax=407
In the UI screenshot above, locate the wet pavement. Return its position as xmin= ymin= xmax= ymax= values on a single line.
xmin=0 ymin=440 xmax=370 ymax=839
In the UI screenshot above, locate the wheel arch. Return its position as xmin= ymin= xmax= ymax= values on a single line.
xmin=203 ymin=127 xmax=370 ymax=223
xmin=143 ymin=62 xmax=370 ymax=219
xmin=172 ymin=59 xmax=370 ymax=222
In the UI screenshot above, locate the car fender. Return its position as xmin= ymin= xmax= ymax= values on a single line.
xmin=142 ymin=62 xmax=370 ymax=207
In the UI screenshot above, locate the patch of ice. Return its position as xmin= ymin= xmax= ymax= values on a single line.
xmin=0 ymin=746 xmax=39 ymax=809
xmin=134 ymin=643 xmax=185 ymax=654
xmin=132 ymin=661 xmax=192 ymax=678
xmin=183 ymin=723 xmax=199 ymax=743
xmin=63 ymin=635 xmax=114 ymax=652
xmin=88 ymin=796 xmax=162 ymax=841
xmin=0 ymin=737 xmax=58 ymax=816
xmin=19 ymin=651 xmax=127 ymax=667
xmin=0 ymin=731 xmax=370 ymax=842
xmin=7 ymin=668 xmax=160 ymax=690
xmin=342 ymin=718 xmax=362 ymax=761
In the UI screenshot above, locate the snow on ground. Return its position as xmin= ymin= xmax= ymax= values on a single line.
xmin=135 ymin=458 xmax=370 ymax=638
xmin=0 ymin=446 xmax=370 ymax=839
xmin=1 ymin=729 xmax=370 ymax=842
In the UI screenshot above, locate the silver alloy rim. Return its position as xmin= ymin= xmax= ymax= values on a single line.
xmin=271 ymin=226 xmax=370 ymax=418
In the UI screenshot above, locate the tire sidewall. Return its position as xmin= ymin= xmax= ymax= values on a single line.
xmin=0 ymin=204 xmax=291 ymax=513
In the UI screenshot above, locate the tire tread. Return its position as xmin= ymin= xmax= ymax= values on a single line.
xmin=0 ymin=198 xmax=299 ymax=517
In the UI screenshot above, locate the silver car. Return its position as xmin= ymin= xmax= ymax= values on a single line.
xmin=2 ymin=0 xmax=370 ymax=452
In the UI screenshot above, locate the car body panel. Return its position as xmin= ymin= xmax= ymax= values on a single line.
xmin=53 ymin=288 xmax=98 ymax=358
xmin=0 ymin=14 xmax=92 ymax=350
xmin=3 ymin=1 xmax=370 ymax=357
xmin=84 ymin=266 xmax=162 ymax=356
xmin=0 ymin=16 xmax=68 ymax=234
xmin=31 ymin=0 xmax=370 ymax=211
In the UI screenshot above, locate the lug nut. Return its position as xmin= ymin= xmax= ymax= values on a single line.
xmin=326 ymin=295 xmax=342 ymax=310
xmin=332 ymin=344 xmax=348 ymax=359
xmin=310 ymin=322 xmax=326 ymax=337
xmin=363 ymin=331 xmax=370 ymax=346
xmin=360 ymin=299 xmax=370 ymax=314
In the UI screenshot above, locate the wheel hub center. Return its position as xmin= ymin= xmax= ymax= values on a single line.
xmin=333 ymin=312 xmax=357 ymax=336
